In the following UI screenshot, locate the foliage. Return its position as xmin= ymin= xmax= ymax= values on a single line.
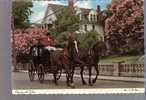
xmin=54 ymin=32 xmax=68 ymax=45
xmin=13 ymin=28 xmax=46 ymax=54
xmin=53 ymin=31 xmax=100 ymax=50
xmin=77 ymin=31 xmax=99 ymax=50
xmin=12 ymin=1 xmax=33 ymax=28
xmin=50 ymin=8 xmax=80 ymax=33
xmin=49 ymin=8 xmax=80 ymax=46
xmin=104 ymin=0 xmax=144 ymax=55
xmin=97 ymin=10 xmax=112 ymax=26
xmin=99 ymin=55 xmax=143 ymax=64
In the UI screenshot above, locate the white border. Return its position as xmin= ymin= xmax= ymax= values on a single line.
xmin=12 ymin=88 xmax=145 ymax=94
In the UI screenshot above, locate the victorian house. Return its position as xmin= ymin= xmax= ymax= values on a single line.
xmin=42 ymin=0 xmax=105 ymax=41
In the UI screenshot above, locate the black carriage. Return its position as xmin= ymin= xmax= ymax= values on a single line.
xmin=28 ymin=44 xmax=62 ymax=83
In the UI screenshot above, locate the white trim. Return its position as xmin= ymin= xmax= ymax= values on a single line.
xmin=12 ymin=88 xmax=144 ymax=94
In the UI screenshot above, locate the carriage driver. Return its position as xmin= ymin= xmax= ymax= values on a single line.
xmin=30 ymin=38 xmax=44 ymax=66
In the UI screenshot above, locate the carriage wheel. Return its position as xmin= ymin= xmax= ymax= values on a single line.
xmin=28 ymin=62 xmax=35 ymax=81
xmin=56 ymin=69 xmax=62 ymax=80
xmin=37 ymin=64 xmax=44 ymax=83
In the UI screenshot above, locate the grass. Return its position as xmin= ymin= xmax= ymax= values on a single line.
xmin=99 ymin=55 xmax=144 ymax=64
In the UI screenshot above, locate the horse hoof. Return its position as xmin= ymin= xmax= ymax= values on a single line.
xmin=92 ymin=79 xmax=96 ymax=84
xmin=83 ymin=82 xmax=87 ymax=85
xmin=89 ymin=83 xmax=93 ymax=86
xmin=70 ymin=83 xmax=75 ymax=88
xmin=71 ymin=86 xmax=75 ymax=89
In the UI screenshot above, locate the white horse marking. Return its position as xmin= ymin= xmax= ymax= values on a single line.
xmin=74 ymin=40 xmax=79 ymax=53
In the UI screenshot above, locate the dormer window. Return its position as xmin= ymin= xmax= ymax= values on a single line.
xmin=97 ymin=15 xmax=99 ymax=21
xmin=49 ymin=18 xmax=52 ymax=21
xmin=90 ymin=14 xmax=93 ymax=21
xmin=84 ymin=24 xmax=87 ymax=31
xmin=90 ymin=14 xmax=96 ymax=22
xmin=94 ymin=15 xmax=96 ymax=21
xmin=92 ymin=25 xmax=95 ymax=31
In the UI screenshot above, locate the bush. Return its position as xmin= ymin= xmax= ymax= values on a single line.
xmin=53 ymin=31 xmax=101 ymax=50
xmin=54 ymin=32 xmax=68 ymax=45
xmin=77 ymin=31 xmax=100 ymax=50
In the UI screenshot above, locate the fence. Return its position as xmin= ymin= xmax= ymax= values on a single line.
xmin=14 ymin=62 xmax=144 ymax=77
xmin=119 ymin=64 xmax=144 ymax=77
xmin=98 ymin=63 xmax=144 ymax=77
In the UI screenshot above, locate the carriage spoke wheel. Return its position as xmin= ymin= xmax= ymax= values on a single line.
xmin=37 ymin=64 xmax=44 ymax=83
xmin=56 ymin=69 xmax=62 ymax=80
xmin=28 ymin=62 xmax=35 ymax=81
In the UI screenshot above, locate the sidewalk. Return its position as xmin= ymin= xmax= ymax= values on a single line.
xmin=13 ymin=70 xmax=145 ymax=82
xmin=81 ymin=75 xmax=144 ymax=82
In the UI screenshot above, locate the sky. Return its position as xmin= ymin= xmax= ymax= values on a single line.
xmin=29 ymin=0 xmax=112 ymax=23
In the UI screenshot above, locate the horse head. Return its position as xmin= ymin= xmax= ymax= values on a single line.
xmin=68 ymin=39 xmax=79 ymax=56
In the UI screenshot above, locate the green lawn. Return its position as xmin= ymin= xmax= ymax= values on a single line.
xmin=99 ymin=55 xmax=144 ymax=64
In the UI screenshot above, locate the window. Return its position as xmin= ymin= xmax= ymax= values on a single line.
xmin=49 ymin=18 xmax=52 ymax=21
xmin=85 ymin=24 xmax=87 ymax=31
xmin=48 ymin=18 xmax=52 ymax=24
xmin=94 ymin=15 xmax=96 ymax=21
xmin=97 ymin=15 xmax=98 ymax=21
xmin=90 ymin=14 xmax=93 ymax=21
xmin=92 ymin=25 xmax=95 ymax=31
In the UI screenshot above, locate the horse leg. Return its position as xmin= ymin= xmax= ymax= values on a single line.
xmin=92 ymin=65 xmax=99 ymax=84
xmin=88 ymin=66 xmax=93 ymax=86
xmin=66 ymin=69 xmax=75 ymax=88
xmin=71 ymin=65 xmax=75 ymax=83
xmin=80 ymin=66 xmax=87 ymax=85
xmin=66 ymin=73 xmax=72 ymax=87
xmin=65 ymin=67 xmax=70 ymax=87
xmin=53 ymin=73 xmax=58 ymax=85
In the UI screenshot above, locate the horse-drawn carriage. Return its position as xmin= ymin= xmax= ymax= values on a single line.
xmin=15 ymin=37 xmax=103 ymax=88
xmin=28 ymin=44 xmax=63 ymax=84
xmin=14 ymin=47 xmax=62 ymax=83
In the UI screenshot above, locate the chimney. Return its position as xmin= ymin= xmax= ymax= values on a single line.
xmin=96 ymin=5 xmax=101 ymax=13
xmin=68 ymin=0 xmax=75 ymax=11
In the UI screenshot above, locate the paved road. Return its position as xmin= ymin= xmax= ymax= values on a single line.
xmin=12 ymin=72 xmax=144 ymax=89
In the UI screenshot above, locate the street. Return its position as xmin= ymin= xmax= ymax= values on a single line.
xmin=12 ymin=72 xmax=144 ymax=89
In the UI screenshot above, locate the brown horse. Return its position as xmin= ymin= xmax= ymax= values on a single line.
xmin=44 ymin=43 xmax=75 ymax=88
xmin=69 ymin=40 xmax=106 ymax=86
xmin=79 ymin=44 xmax=100 ymax=86
xmin=67 ymin=38 xmax=88 ymax=85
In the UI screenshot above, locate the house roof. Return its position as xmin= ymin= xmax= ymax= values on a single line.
xmin=43 ymin=4 xmax=91 ymax=22
xmin=47 ymin=4 xmax=91 ymax=14
xmin=48 ymin=4 xmax=67 ymax=12
xmin=42 ymin=4 xmax=105 ymax=25
xmin=42 ymin=4 xmax=66 ymax=23
xmin=79 ymin=8 xmax=91 ymax=14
